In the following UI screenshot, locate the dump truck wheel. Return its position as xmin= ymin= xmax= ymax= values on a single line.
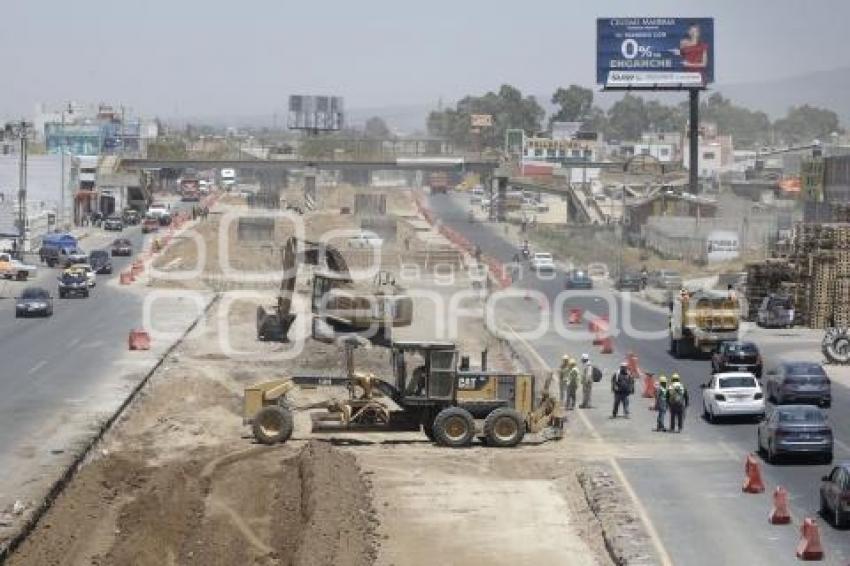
xmin=252 ymin=406 xmax=294 ymax=445
xmin=483 ymin=408 xmax=526 ymax=448
xmin=433 ymin=407 xmax=475 ymax=448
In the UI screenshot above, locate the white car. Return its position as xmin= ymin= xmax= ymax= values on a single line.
xmin=701 ymin=372 xmax=764 ymax=422
xmin=69 ymin=264 xmax=97 ymax=288
xmin=147 ymin=203 xmax=169 ymax=218
xmin=347 ymin=232 xmax=384 ymax=249
xmin=530 ymin=252 xmax=556 ymax=273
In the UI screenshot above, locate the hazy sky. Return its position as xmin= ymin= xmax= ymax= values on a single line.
xmin=3 ymin=0 xmax=850 ymax=119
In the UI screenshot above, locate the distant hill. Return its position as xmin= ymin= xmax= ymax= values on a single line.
xmin=716 ymin=67 xmax=850 ymax=124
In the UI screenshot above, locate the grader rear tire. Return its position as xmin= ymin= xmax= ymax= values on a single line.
xmin=433 ymin=407 xmax=475 ymax=448
xmin=483 ymin=408 xmax=526 ymax=448
xmin=252 ymin=406 xmax=294 ymax=445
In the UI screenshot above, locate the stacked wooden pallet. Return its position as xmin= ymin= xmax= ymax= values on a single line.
xmin=747 ymin=223 xmax=850 ymax=327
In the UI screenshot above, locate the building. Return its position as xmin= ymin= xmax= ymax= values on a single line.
xmin=624 ymin=190 xmax=719 ymax=242
xmin=682 ymin=122 xmax=734 ymax=177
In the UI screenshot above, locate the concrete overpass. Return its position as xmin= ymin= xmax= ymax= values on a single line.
xmin=118 ymin=157 xmax=500 ymax=175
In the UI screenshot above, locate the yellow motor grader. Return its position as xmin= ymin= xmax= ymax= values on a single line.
xmin=243 ymin=340 xmax=563 ymax=448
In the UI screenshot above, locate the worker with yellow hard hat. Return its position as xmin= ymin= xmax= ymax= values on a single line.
xmin=667 ymin=373 xmax=689 ymax=433
xmin=655 ymin=375 xmax=669 ymax=432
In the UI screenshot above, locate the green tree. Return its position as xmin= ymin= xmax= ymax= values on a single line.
xmin=606 ymin=94 xmax=649 ymax=141
xmin=699 ymin=93 xmax=771 ymax=148
xmin=364 ymin=116 xmax=391 ymax=139
xmin=427 ymin=84 xmax=544 ymax=149
xmin=550 ymin=85 xmax=593 ymax=125
xmin=146 ymin=138 xmax=187 ymax=159
xmin=774 ymin=105 xmax=842 ymax=145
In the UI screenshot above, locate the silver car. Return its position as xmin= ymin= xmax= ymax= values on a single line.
xmin=757 ymin=405 xmax=833 ymax=464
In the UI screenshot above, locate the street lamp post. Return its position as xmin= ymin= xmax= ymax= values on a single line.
xmin=5 ymin=120 xmax=34 ymax=256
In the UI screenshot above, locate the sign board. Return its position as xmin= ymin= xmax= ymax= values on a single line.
xmin=597 ymin=18 xmax=714 ymax=89
xmin=288 ymin=95 xmax=344 ymax=131
xmin=470 ymin=114 xmax=493 ymax=127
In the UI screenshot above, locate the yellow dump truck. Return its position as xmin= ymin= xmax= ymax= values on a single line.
xmin=669 ymin=289 xmax=740 ymax=358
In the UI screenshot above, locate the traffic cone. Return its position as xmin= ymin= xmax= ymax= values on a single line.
xmin=600 ymin=336 xmax=614 ymax=354
xmin=795 ymin=518 xmax=824 ymax=560
xmin=642 ymin=373 xmax=657 ymax=399
xmin=128 ymin=329 xmax=151 ymax=351
xmin=742 ymin=454 xmax=766 ymax=494
xmin=119 ymin=271 xmax=133 ymax=285
xmin=567 ymin=308 xmax=582 ymax=325
xmin=769 ymin=486 xmax=791 ymax=525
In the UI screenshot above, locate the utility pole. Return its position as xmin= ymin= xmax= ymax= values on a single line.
xmin=59 ymin=102 xmax=72 ymax=229
xmin=5 ymin=120 xmax=34 ymax=256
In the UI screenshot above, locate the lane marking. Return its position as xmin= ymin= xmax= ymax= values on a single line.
xmin=28 ymin=360 xmax=47 ymax=375
xmin=507 ymin=325 xmax=672 ymax=565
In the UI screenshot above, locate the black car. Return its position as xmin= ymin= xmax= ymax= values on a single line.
xmin=122 ymin=209 xmax=140 ymax=225
xmin=615 ymin=272 xmax=643 ymax=292
xmin=15 ymin=286 xmax=53 ymax=317
xmin=820 ymin=463 xmax=850 ymax=527
xmin=103 ymin=216 xmax=124 ymax=231
xmin=565 ymin=270 xmax=593 ymax=290
xmin=38 ymin=245 xmax=61 ymax=268
xmin=111 ymin=238 xmax=133 ymax=257
xmin=712 ymin=341 xmax=763 ymax=377
xmin=757 ymin=405 xmax=832 ymax=464
xmin=158 ymin=214 xmax=172 ymax=226
xmin=765 ymin=361 xmax=831 ymax=407
xmin=88 ymin=250 xmax=113 ymax=274
xmin=57 ymin=271 xmax=89 ymax=298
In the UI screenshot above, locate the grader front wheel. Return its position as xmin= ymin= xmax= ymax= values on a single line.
xmin=252 ymin=406 xmax=294 ymax=445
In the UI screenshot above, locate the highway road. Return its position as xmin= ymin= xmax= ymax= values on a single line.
xmin=429 ymin=191 xmax=850 ymax=565
xmin=0 ymin=198 xmax=200 ymax=527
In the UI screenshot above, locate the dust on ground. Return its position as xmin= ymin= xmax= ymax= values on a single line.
xmin=7 ymin=185 xmax=614 ymax=566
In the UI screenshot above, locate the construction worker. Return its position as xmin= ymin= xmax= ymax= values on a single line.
xmin=579 ymin=353 xmax=594 ymax=408
xmin=558 ymin=356 xmax=571 ymax=407
xmin=611 ymin=362 xmax=633 ymax=418
xmin=655 ymin=375 xmax=669 ymax=432
xmin=566 ymin=358 xmax=580 ymax=410
xmin=668 ymin=373 xmax=689 ymax=432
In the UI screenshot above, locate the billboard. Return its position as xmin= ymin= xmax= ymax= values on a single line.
xmin=470 ymin=114 xmax=493 ymax=127
xmin=287 ymin=95 xmax=344 ymax=131
xmin=597 ymin=18 xmax=714 ymax=89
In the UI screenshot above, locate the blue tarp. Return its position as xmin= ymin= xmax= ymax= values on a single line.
xmin=41 ymin=232 xmax=78 ymax=251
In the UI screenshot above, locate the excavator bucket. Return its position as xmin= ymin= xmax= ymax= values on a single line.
xmin=257 ymin=306 xmax=296 ymax=342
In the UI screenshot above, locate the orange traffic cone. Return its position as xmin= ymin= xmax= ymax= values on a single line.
xmin=128 ymin=329 xmax=151 ymax=351
xmin=567 ymin=308 xmax=582 ymax=324
xmin=600 ymin=336 xmax=614 ymax=354
xmin=742 ymin=454 xmax=766 ymax=494
xmin=769 ymin=486 xmax=791 ymax=525
xmin=796 ymin=517 xmax=824 ymax=560
xmin=642 ymin=373 xmax=657 ymax=399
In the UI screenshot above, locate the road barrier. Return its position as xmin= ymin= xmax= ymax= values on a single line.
xmin=796 ymin=518 xmax=824 ymax=560
xmin=128 ymin=329 xmax=151 ymax=351
xmin=567 ymin=308 xmax=583 ymax=324
xmin=769 ymin=486 xmax=791 ymax=525
xmin=119 ymin=271 xmax=134 ymax=285
xmin=742 ymin=454 xmax=766 ymax=494
xmin=642 ymin=373 xmax=657 ymax=399
xmin=599 ymin=336 xmax=614 ymax=354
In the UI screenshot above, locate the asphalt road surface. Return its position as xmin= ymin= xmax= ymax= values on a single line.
xmin=429 ymin=191 xmax=850 ymax=565
xmin=0 ymin=200 xmax=194 ymax=516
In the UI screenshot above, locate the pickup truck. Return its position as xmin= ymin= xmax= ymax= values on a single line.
xmin=0 ymin=253 xmax=37 ymax=280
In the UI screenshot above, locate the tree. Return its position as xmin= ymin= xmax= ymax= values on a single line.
xmin=427 ymin=84 xmax=544 ymax=149
xmin=606 ymin=94 xmax=649 ymax=141
xmin=774 ymin=105 xmax=842 ymax=145
xmin=699 ymin=93 xmax=771 ymax=148
xmin=550 ymin=85 xmax=593 ymax=125
xmin=364 ymin=116 xmax=391 ymax=139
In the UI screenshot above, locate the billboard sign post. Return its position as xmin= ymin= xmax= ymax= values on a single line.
xmin=596 ymin=18 xmax=714 ymax=90
xmin=470 ymin=114 xmax=493 ymax=128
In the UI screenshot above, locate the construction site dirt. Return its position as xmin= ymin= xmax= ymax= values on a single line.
xmin=4 ymin=187 xmax=617 ymax=566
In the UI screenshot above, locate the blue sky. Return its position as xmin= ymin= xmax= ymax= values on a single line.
xmin=2 ymin=0 xmax=849 ymax=118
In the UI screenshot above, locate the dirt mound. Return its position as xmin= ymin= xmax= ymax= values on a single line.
xmin=7 ymin=442 xmax=375 ymax=566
